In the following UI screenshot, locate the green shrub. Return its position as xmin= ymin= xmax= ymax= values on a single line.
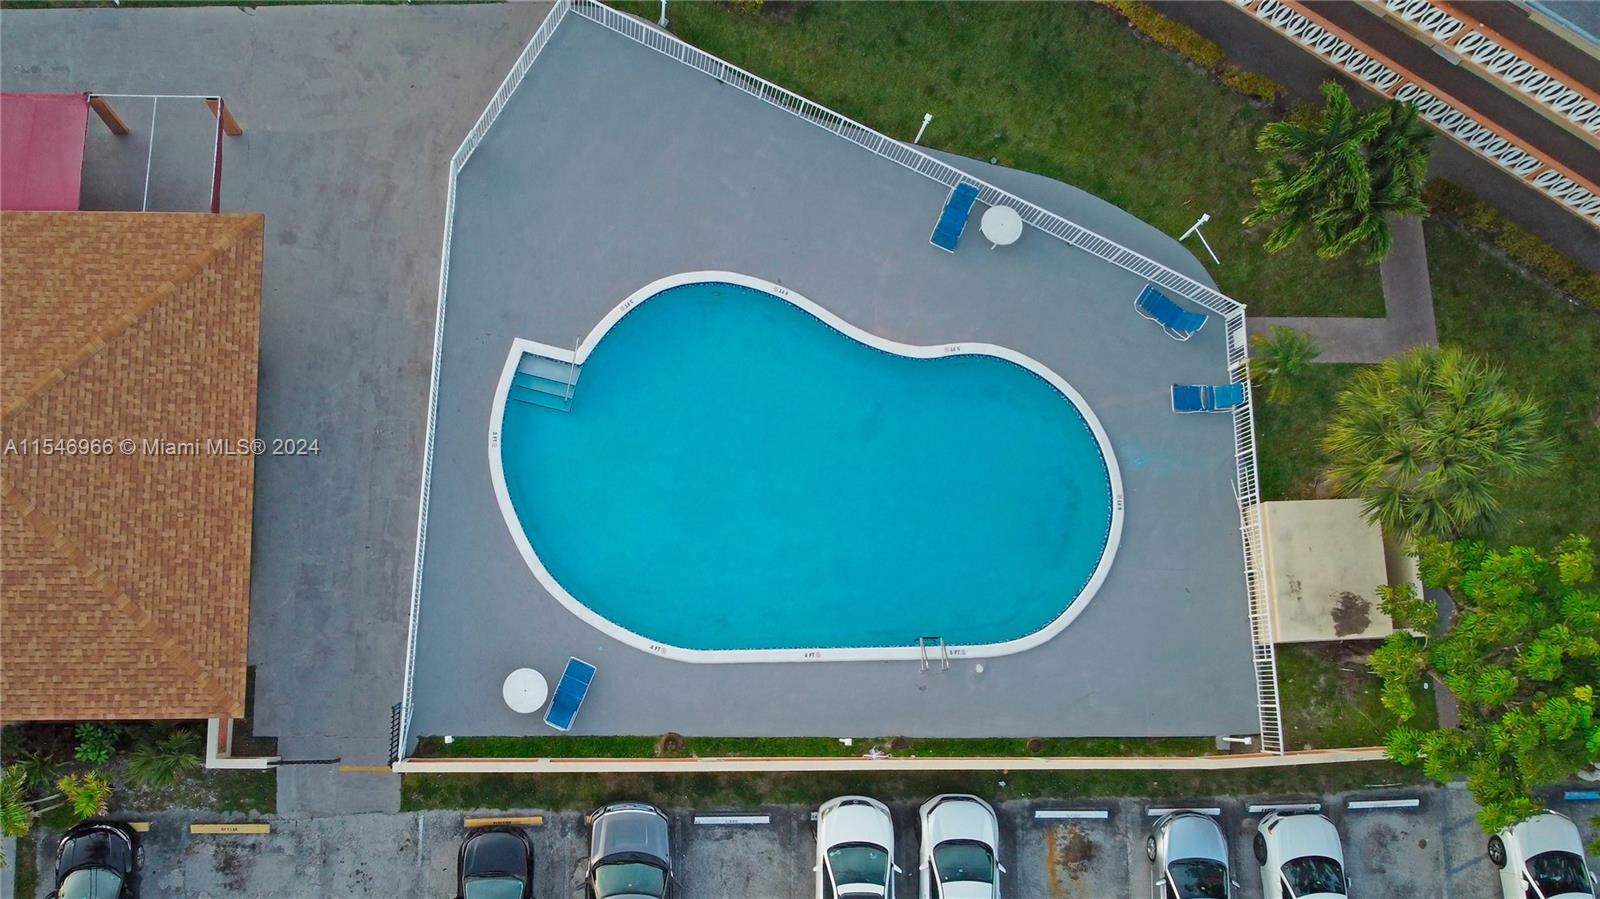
xmin=72 ymin=723 xmax=118 ymax=766
xmin=1096 ymin=0 xmax=1226 ymax=70
xmin=1222 ymin=65 xmax=1282 ymax=104
xmin=126 ymin=727 xmax=203 ymax=788
xmin=1424 ymin=179 xmax=1600 ymax=312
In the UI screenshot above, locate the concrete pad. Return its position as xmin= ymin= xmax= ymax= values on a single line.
xmin=1262 ymin=499 xmax=1400 ymax=643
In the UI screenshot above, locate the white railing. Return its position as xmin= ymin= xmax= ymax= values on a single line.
xmin=1242 ymin=0 xmax=1600 ymax=228
xmin=400 ymin=0 xmax=574 ymax=759
xmin=1380 ymin=0 xmax=1600 ymax=138
xmin=405 ymin=0 xmax=1285 ymax=756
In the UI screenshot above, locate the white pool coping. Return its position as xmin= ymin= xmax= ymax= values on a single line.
xmin=487 ymin=270 xmax=1125 ymax=663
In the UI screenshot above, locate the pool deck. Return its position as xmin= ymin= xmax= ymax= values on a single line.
xmin=409 ymin=13 xmax=1260 ymax=741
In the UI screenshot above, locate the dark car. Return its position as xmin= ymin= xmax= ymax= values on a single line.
xmin=585 ymin=803 xmax=675 ymax=899
xmin=49 ymin=821 xmax=141 ymax=899
xmin=455 ymin=826 xmax=535 ymax=899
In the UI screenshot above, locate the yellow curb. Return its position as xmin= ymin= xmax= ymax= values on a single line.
xmin=189 ymin=823 xmax=271 ymax=835
xmin=464 ymin=816 xmax=544 ymax=828
xmin=337 ymin=765 xmax=394 ymax=774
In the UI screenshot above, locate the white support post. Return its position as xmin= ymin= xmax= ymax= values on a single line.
xmin=914 ymin=112 xmax=933 ymax=145
xmin=1180 ymin=213 xmax=1221 ymax=265
xmin=658 ymin=0 xmax=667 ymax=28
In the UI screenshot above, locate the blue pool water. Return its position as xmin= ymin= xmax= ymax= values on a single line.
xmin=499 ymin=282 xmax=1114 ymax=652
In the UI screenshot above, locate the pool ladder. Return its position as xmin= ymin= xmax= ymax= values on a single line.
xmin=918 ymin=636 xmax=950 ymax=672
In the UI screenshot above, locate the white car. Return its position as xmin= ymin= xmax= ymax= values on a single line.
xmin=918 ymin=794 xmax=1004 ymax=899
xmin=1252 ymin=812 xmax=1349 ymax=899
xmin=1148 ymin=811 xmax=1236 ymax=898
xmin=817 ymin=796 xmax=901 ymax=899
xmin=1488 ymin=811 xmax=1597 ymax=899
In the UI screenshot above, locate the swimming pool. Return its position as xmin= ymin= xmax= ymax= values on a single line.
xmin=489 ymin=272 xmax=1122 ymax=662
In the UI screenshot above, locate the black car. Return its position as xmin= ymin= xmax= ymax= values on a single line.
xmin=455 ymin=825 xmax=535 ymax=899
xmin=585 ymin=803 xmax=675 ymax=899
xmin=49 ymin=821 xmax=140 ymax=899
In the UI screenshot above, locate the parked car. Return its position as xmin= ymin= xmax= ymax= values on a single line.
xmin=1252 ymin=811 xmax=1349 ymax=899
xmin=585 ymin=803 xmax=675 ymax=899
xmin=1147 ymin=811 xmax=1236 ymax=898
xmin=48 ymin=820 xmax=141 ymax=899
xmin=455 ymin=825 xmax=534 ymax=899
xmin=816 ymin=795 xmax=900 ymax=899
xmin=1488 ymin=811 xmax=1597 ymax=899
xmin=918 ymin=794 xmax=1003 ymax=899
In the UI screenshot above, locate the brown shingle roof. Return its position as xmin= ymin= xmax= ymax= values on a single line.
xmin=0 ymin=211 xmax=262 ymax=722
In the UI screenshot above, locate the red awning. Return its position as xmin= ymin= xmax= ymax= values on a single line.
xmin=1 ymin=93 xmax=88 ymax=211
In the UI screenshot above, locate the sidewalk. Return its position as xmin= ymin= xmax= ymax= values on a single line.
xmin=1248 ymin=216 xmax=1438 ymax=363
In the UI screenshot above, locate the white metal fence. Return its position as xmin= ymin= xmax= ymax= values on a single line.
xmin=400 ymin=0 xmax=575 ymax=757
xmin=401 ymin=0 xmax=1285 ymax=756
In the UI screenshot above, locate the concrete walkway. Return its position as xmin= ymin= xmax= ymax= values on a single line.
xmin=1248 ymin=216 xmax=1438 ymax=363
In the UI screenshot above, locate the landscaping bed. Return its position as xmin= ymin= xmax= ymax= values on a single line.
xmin=413 ymin=734 xmax=1215 ymax=760
xmin=401 ymin=760 xmax=1422 ymax=812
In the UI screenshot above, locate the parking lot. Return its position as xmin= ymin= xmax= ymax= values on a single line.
xmin=37 ymin=786 xmax=1596 ymax=898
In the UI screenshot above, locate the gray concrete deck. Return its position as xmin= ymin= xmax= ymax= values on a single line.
xmin=409 ymin=15 xmax=1259 ymax=741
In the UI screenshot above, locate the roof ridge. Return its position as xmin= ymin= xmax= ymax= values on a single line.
xmin=1 ymin=214 xmax=258 ymax=424
xmin=0 ymin=476 xmax=239 ymax=715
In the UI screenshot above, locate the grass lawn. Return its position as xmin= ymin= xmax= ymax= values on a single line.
xmin=1276 ymin=643 xmax=1438 ymax=751
xmin=1426 ymin=220 xmax=1600 ymax=548
xmin=402 ymin=760 xmax=1421 ymax=812
xmin=614 ymin=0 xmax=1384 ymax=317
xmin=415 ymin=734 xmax=1215 ymax=759
xmin=1253 ymin=363 xmax=1357 ymax=501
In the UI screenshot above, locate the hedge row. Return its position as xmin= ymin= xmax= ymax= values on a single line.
xmin=1096 ymin=0 xmax=1283 ymax=105
xmin=1425 ymin=180 xmax=1600 ymax=312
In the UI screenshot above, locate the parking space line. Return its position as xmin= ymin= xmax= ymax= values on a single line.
xmin=1247 ymin=803 xmax=1322 ymax=813
xmin=693 ymin=815 xmax=771 ymax=825
xmin=1147 ymin=807 xmax=1221 ymax=817
xmin=464 ymin=816 xmax=544 ymax=828
xmin=1034 ymin=810 xmax=1110 ymax=820
xmin=1347 ymin=798 xmax=1421 ymax=810
xmin=128 ymin=822 xmax=150 ymax=832
xmin=190 ymin=823 xmax=271 ymax=835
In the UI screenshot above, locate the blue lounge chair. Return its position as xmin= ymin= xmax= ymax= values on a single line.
xmin=1210 ymin=382 xmax=1246 ymax=411
xmin=1135 ymin=285 xmax=1208 ymax=341
xmin=1172 ymin=382 xmax=1248 ymax=413
xmin=543 ymin=657 xmax=596 ymax=732
xmin=930 ymin=183 xmax=980 ymax=253
xmin=1172 ymin=384 xmax=1209 ymax=413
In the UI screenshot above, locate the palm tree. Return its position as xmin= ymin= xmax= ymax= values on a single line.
xmin=1249 ymin=326 xmax=1321 ymax=404
xmin=1321 ymin=345 xmax=1555 ymax=540
xmin=1245 ymin=82 xmax=1433 ymax=262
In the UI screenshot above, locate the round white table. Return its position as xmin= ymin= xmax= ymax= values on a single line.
xmin=980 ymin=204 xmax=1023 ymax=248
xmin=502 ymin=667 xmax=549 ymax=714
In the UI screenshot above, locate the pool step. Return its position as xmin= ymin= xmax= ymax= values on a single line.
xmin=517 ymin=353 xmax=581 ymax=386
xmin=510 ymin=359 xmax=578 ymax=413
xmin=509 ymin=384 xmax=572 ymax=412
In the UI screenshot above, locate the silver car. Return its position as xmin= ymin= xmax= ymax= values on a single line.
xmin=585 ymin=803 xmax=675 ymax=899
xmin=1147 ymin=812 xmax=1236 ymax=899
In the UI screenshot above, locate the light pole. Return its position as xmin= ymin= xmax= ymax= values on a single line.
xmin=914 ymin=112 xmax=933 ymax=145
